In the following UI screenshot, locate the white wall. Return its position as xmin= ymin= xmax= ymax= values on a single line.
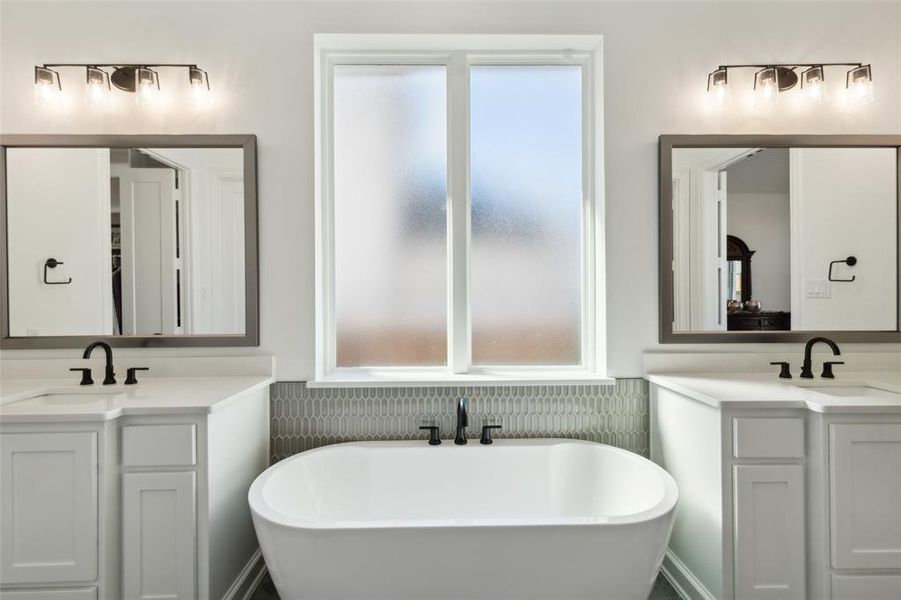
xmin=1 ymin=1 xmax=899 ymax=378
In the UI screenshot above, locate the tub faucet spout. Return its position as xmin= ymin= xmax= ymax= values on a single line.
xmin=455 ymin=398 xmax=468 ymax=445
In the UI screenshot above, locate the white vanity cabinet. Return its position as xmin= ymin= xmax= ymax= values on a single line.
xmin=0 ymin=382 xmax=270 ymax=600
xmin=650 ymin=381 xmax=901 ymax=600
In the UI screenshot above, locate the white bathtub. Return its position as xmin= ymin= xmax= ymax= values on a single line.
xmin=249 ymin=439 xmax=678 ymax=600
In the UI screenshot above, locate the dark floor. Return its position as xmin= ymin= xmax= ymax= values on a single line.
xmin=250 ymin=571 xmax=682 ymax=600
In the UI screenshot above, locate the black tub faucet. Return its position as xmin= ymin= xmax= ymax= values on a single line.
xmin=800 ymin=337 xmax=841 ymax=379
xmin=455 ymin=398 xmax=469 ymax=445
xmin=83 ymin=341 xmax=116 ymax=385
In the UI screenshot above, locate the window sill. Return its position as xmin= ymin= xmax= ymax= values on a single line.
xmin=308 ymin=369 xmax=615 ymax=388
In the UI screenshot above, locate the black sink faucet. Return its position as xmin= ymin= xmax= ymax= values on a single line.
xmin=83 ymin=341 xmax=116 ymax=385
xmin=455 ymin=398 xmax=469 ymax=445
xmin=800 ymin=337 xmax=841 ymax=379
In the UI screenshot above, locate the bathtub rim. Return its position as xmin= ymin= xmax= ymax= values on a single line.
xmin=249 ymin=438 xmax=678 ymax=531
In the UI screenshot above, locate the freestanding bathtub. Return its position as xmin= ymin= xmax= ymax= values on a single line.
xmin=249 ymin=439 xmax=678 ymax=600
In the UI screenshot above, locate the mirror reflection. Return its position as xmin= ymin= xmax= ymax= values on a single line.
xmin=6 ymin=147 xmax=246 ymax=337
xmin=671 ymin=146 xmax=898 ymax=332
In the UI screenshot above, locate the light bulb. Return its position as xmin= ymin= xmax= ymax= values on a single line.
xmin=34 ymin=66 xmax=62 ymax=109
xmin=754 ymin=67 xmax=778 ymax=108
xmin=188 ymin=66 xmax=211 ymax=111
xmin=84 ymin=67 xmax=111 ymax=110
xmin=136 ymin=67 xmax=160 ymax=110
xmin=801 ymin=65 xmax=825 ymax=104
xmin=706 ymin=68 xmax=730 ymax=110
xmin=846 ymin=65 xmax=874 ymax=105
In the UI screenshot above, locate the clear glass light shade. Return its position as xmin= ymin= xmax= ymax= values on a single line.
xmin=136 ymin=67 xmax=160 ymax=110
xmin=706 ymin=69 xmax=730 ymax=109
xmin=84 ymin=67 xmax=111 ymax=110
xmin=34 ymin=67 xmax=62 ymax=108
xmin=801 ymin=66 xmax=826 ymax=104
xmin=189 ymin=67 xmax=211 ymax=111
xmin=847 ymin=65 xmax=874 ymax=104
xmin=754 ymin=68 xmax=778 ymax=108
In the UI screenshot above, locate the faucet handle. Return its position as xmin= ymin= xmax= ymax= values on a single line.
xmin=480 ymin=425 xmax=502 ymax=445
xmin=821 ymin=361 xmax=844 ymax=379
xmin=769 ymin=362 xmax=792 ymax=379
xmin=419 ymin=426 xmax=441 ymax=446
xmin=69 ymin=367 xmax=94 ymax=386
xmin=125 ymin=367 xmax=149 ymax=385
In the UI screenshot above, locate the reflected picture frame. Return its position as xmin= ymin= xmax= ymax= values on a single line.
xmin=0 ymin=134 xmax=259 ymax=348
xmin=659 ymin=134 xmax=901 ymax=343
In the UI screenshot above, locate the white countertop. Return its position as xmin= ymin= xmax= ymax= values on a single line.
xmin=0 ymin=376 xmax=275 ymax=422
xmin=647 ymin=371 xmax=901 ymax=413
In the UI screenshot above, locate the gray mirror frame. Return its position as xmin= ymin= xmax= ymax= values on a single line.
xmin=1 ymin=134 xmax=259 ymax=348
xmin=659 ymin=134 xmax=901 ymax=343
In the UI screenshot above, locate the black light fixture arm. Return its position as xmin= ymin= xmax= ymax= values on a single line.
xmin=40 ymin=63 xmax=202 ymax=69
xmin=714 ymin=62 xmax=864 ymax=70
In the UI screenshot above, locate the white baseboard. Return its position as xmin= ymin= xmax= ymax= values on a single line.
xmin=222 ymin=548 xmax=267 ymax=600
xmin=661 ymin=549 xmax=717 ymax=600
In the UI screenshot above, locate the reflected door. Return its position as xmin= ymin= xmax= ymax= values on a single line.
xmin=118 ymin=168 xmax=178 ymax=335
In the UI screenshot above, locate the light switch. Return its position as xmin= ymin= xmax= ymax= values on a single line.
xmin=805 ymin=280 xmax=831 ymax=299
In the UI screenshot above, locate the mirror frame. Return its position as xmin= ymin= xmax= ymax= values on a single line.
xmin=659 ymin=134 xmax=901 ymax=343
xmin=0 ymin=134 xmax=259 ymax=348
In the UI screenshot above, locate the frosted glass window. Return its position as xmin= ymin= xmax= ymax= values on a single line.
xmin=333 ymin=65 xmax=448 ymax=367
xmin=470 ymin=65 xmax=583 ymax=366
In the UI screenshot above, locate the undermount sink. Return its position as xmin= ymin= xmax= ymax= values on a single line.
xmin=804 ymin=386 xmax=901 ymax=400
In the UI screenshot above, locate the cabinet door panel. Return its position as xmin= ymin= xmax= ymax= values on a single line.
xmin=733 ymin=464 xmax=805 ymax=600
xmin=830 ymin=424 xmax=901 ymax=569
xmin=0 ymin=432 xmax=98 ymax=584
xmin=123 ymin=471 xmax=196 ymax=600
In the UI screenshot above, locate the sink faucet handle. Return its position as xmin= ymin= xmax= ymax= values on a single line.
xmin=69 ymin=367 xmax=94 ymax=386
xmin=419 ymin=426 xmax=441 ymax=446
xmin=480 ymin=425 xmax=502 ymax=445
xmin=821 ymin=361 xmax=844 ymax=379
xmin=125 ymin=367 xmax=149 ymax=385
xmin=769 ymin=362 xmax=792 ymax=379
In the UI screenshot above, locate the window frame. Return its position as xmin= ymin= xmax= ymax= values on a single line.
xmin=314 ymin=34 xmax=608 ymax=387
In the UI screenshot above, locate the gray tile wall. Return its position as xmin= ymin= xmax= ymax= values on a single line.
xmin=270 ymin=379 xmax=649 ymax=462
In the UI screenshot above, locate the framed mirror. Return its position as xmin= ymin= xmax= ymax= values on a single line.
xmin=1 ymin=134 xmax=258 ymax=348
xmin=659 ymin=135 xmax=901 ymax=343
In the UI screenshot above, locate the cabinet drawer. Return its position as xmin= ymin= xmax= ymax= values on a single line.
xmin=733 ymin=418 xmax=804 ymax=458
xmin=122 ymin=424 xmax=196 ymax=467
xmin=0 ymin=588 xmax=97 ymax=600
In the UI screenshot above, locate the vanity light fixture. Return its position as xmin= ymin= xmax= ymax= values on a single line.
xmin=84 ymin=67 xmax=111 ymax=110
xmin=705 ymin=62 xmax=873 ymax=109
xmin=846 ymin=64 xmax=874 ymax=104
xmin=33 ymin=66 xmax=62 ymax=108
xmin=188 ymin=66 xmax=211 ymax=111
xmin=753 ymin=67 xmax=781 ymax=107
xmin=706 ymin=67 xmax=730 ymax=108
xmin=801 ymin=65 xmax=826 ymax=104
xmin=135 ymin=67 xmax=160 ymax=110
xmin=32 ymin=63 xmax=212 ymax=112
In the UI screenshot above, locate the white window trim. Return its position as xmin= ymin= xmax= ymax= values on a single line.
xmin=313 ymin=34 xmax=609 ymax=387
